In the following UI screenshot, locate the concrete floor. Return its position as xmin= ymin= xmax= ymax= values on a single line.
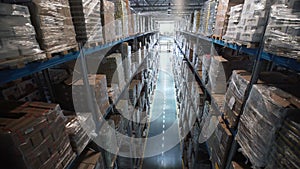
xmin=142 ymin=44 xmax=183 ymax=169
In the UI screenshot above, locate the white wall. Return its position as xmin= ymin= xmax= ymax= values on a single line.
xmin=158 ymin=21 xmax=175 ymax=36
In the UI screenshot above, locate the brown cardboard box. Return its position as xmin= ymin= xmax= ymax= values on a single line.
xmin=0 ymin=101 xmax=74 ymax=169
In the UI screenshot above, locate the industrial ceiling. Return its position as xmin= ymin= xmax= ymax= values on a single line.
xmin=129 ymin=0 xmax=204 ymax=14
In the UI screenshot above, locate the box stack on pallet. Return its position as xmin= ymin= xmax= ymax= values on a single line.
xmin=72 ymin=74 xmax=110 ymax=115
xmin=0 ymin=102 xmax=76 ymax=169
xmin=222 ymin=4 xmax=243 ymax=41
xmin=69 ymin=0 xmax=103 ymax=46
xmin=207 ymin=116 xmax=233 ymax=169
xmin=112 ymin=0 xmax=129 ymax=39
xmin=264 ymin=1 xmax=300 ymax=59
xmin=74 ymin=149 xmax=105 ymax=169
xmin=0 ymin=3 xmax=46 ymax=69
xmin=99 ymin=119 xmax=119 ymax=169
xmin=24 ymin=0 xmax=77 ymax=58
xmin=0 ymin=77 xmax=42 ymax=102
xmin=120 ymin=42 xmax=132 ymax=83
xmin=223 ymin=70 xmax=252 ymax=129
xmin=97 ymin=53 xmax=125 ymax=103
xmin=197 ymin=0 xmax=218 ymax=36
xmin=266 ymin=109 xmax=300 ymax=169
xmin=236 ymin=84 xmax=300 ymax=168
xmin=207 ymin=56 xmax=230 ymax=94
xmin=213 ymin=0 xmax=244 ymax=39
xmin=101 ymin=0 xmax=116 ymax=43
xmin=237 ymin=0 xmax=271 ymax=43
xmin=65 ymin=115 xmax=90 ymax=155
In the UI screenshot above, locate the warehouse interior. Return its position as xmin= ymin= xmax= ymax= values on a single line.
xmin=0 ymin=0 xmax=299 ymax=169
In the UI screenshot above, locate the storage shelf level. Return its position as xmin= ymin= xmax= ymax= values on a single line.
xmin=178 ymin=31 xmax=300 ymax=72
xmin=0 ymin=31 xmax=157 ymax=85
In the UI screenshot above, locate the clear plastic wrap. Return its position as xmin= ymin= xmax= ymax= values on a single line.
xmin=233 ymin=0 xmax=273 ymax=42
xmin=23 ymin=0 xmax=77 ymax=52
xmin=192 ymin=10 xmax=201 ymax=33
xmin=207 ymin=56 xmax=229 ymax=94
xmin=97 ymin=53 xmax=125 ymax=91
xmin=266 ymin=109 xmax=300 ymax=169
xmin=224 ymin=71 xmax=252 ymax=128
xmin=0 ymin=3 xmax=44 ymax=61
xmin=214 ymin=0 xmax=244 ymax=36
xmin=236 ymin=84 xmax=298 ymax=167
xmin=101 ymin=0 xmax=116 ymax=42
xmin=264 ymin=3 xmax=300 ymax=59
xmin=69 ymin=0 xmax=103 ymax=44
xmin=65 ymin=116 xmax=90 ymax=154
xmin=198 ymin=0 xmax=218 ymax=36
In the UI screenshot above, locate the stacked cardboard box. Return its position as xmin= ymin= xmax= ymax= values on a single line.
xmin=192 ymin=10 xmax=201 ymax=33
xmin=237 ymin=0 xmax=271 ymax=42
xmin=266 ymin=109 xmax=300 ymax=169
xmin=202 ymin=0 xmax=218 ymax=36
xmin=112 ymin=0 xmax=128 ymax=38
xmin=128 ymin=81 xmax=137 ymax=106
xmin=214 ymin=0 xmax=244 ymax=37
xmin=236 ymin=84 xmax=300 ymax=167
xmin=132 ymin=14 xmax=139 ymax=34
xmin=0 ymin=3 xmax=45 ymax=66
xmin=223 ymin=4 xmax=243 ymax=41
xmin=1 ymin=78 xmax=40 ymax=101
xmin=65 ymin=115 xmax=90 ymax=155
xmin=0 ymin=102 xmax=75 ymax=169
xmin=207 ymin=116 xmax=233 ymax=169
xmin=100 ymin=0 xmax=115 ymax=43
xmin=201 ymin=54 xmax=211 ymax=85
xmin=23 ymin=0 xmax=77 ymax=53
xmin=223 ymin=70 xmax=252 ymax=128
xmin=76 ymin=149 xmax=105 ymax=169
xmin=100 ymin=120 xmax=118 ymax=168
xmin=120 ymin=42 xmax=132 ymax=82
xmin=69 ymin=0 xmax=103 ymax=45
xmin=207 ymin=56 xmax=230 ymax=94
xmin=72 ymin=74 xmax=110 ymax=115
xmin=132 ymin=50 xmax=142 ymax=66
xmin=98 ymin=53 xmax=125 ymax=91
xmin=264 ymin=2 xmax=300 ymax=59
xmin=116 ymin=100 xmax=130 ymax=125
xmin=194 ymin=83 xmax=205 ymax=119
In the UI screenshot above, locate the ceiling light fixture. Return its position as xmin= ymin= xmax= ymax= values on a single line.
xmin=167 ymin=2 xmax=171 ymax=15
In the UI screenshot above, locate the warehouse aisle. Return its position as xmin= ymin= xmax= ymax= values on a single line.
xmin=142 ymin=42 xmax=182 ymax=169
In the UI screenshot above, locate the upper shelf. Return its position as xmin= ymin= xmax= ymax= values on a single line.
xmin=178 ymin=31 xmax=300 ymax=72
xmin=0 ymin=31 xmax=157 ymax=85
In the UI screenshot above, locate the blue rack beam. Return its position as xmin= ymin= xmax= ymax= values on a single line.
xmin=179 ymin=31 xmax=300 ymax=72
xmin=0 ymin=31 xmax=157 ymax=85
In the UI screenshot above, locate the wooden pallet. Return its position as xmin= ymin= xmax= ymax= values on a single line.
xmin=0 ymin=53 xmax=47 ymax=70
xmin=84 ymin=41 xmax=104 ymax=48
xmin=235 ymin=41 xmax=259 ymax=48
xmin=46 ymin=45 xmax=79 ymax=59
xmin=212 ymin=34 xmax=223 ymax=40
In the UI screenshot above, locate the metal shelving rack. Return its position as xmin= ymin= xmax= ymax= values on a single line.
xmin=0 ymin=31 xmax=158 ymax=85
xmin=0 ymin=31 xmax=158 ymax=169
xmin=178 ymin=31 xmax=300 ymax=72
xmin=175 ymin=29 xmax=300 ymax=169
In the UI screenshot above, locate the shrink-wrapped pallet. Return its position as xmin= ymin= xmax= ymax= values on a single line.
xmin=101 ymin=0 xmax=115 ymax=43
xmin=0 ymin=3 xmax=45 ymax=67
xmin=24 ymin=0 xmax=77 ymax=53
xmin=0 ymin=101 xmax=76 ymax=169
xmin=264 ymin=2 xmax=300 ymax=59
xmin=69 ymin=0 xmax=103 ymax=45
xmin=236 ymin=84 xmax=300 ymax=167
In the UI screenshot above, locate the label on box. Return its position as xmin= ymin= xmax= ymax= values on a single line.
xmin=228 ymin=96 xmax=236 ymax=110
